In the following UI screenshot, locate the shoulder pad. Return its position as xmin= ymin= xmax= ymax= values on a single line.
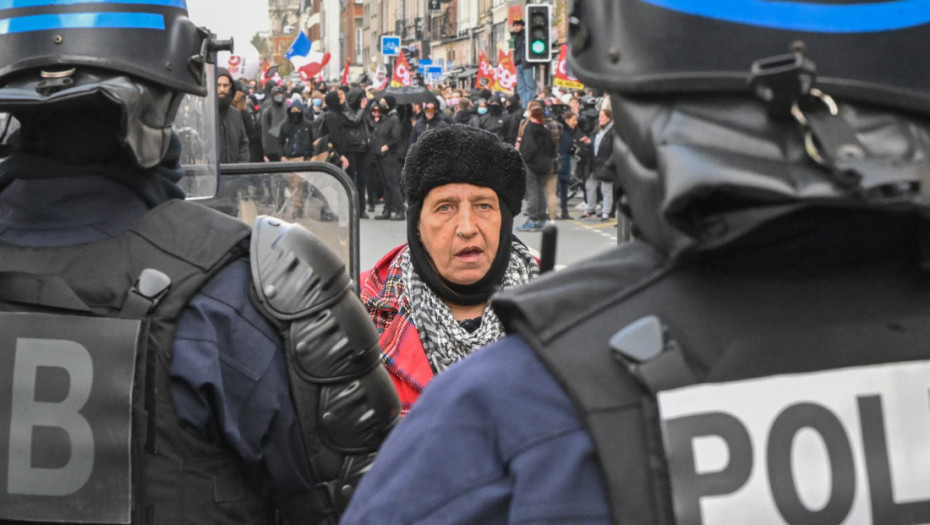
xmin=251 ymin=216 xmax=350 ymax=320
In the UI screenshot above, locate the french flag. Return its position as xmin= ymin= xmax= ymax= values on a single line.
xmin=285 ymin=31 xmax=331 ymax=82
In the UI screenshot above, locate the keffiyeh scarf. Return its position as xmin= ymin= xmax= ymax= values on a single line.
xmin=400 ymin=242 xmax=538 ymax=373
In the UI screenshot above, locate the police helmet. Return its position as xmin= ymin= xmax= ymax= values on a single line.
xmin=569 ymin=0 xmax=930 ymax=255
xmin=569 ymin=1 xmax=930 ymax=114
xmin=0 ymin=0 xmax=219 ymax=168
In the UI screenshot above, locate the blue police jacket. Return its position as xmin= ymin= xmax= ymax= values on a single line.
xmin=0 ymin=161 xmax=312 ymax=507
xmin=340 ymin=334 xmax=611 ymax=524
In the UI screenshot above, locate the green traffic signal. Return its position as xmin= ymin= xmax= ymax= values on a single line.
xmin=524 ymin=4 xmax=551 ymax=63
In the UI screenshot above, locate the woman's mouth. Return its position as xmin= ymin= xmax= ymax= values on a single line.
xmin=456 ymin=247 xmax=483 ymax=261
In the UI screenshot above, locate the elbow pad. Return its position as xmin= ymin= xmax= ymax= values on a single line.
xmin=250 ymin=217 xmax=400 ymax=523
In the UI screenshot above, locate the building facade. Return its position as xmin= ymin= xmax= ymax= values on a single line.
xmin=262 ymin=0 xmax=567 ymax=87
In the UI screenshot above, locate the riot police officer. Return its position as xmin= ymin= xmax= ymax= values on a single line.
xmin=0 ymin=2 xmax=398 ymax=524
xmin=342 ymin=1 xmax=930 ymax=523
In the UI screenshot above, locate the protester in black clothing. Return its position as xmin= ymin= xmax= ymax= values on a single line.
xmin=281 ymin=99 xmax=314 ymax=160
xmin=453 ymin=98 xmax=474 ymax=125
xmin=476 ymin=95 xmax=506 ymax=140
xmin=502 ymin=93 xmax=524 ymax=146
xmin=409 ymin=101 xmax=449 ymax=145
xmin=342 ymin=87 xmax=373 ymax=218
xmin=319 ymin=90 xmax=350 ymax=170
xmin=371 ymin=96 xmax=405 ymax=220
xmin=216 ymin=68 xmax=249 ymax=163
xmin=244 ymin=93 xmax=264 ymax=162
xmin=517 ymin=104 xmax=556 ymax=231
xmin=261 ymin=86 xmax=287 ymax=161
xmin=556 ymin=110 xmax=579 ymax=220
xmin=394 ymin=103 xmax=414 ymax=165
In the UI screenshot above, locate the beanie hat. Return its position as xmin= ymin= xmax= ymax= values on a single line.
xmin=403 ymin=124 xmax=526 ymax=214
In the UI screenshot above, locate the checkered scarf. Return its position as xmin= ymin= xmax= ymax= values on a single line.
xmin=400 ymin=241 xmax=538 ymax=373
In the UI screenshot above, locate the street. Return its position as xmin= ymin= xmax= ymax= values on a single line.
xmin=360 ymin=195 xmax=626 ymax=272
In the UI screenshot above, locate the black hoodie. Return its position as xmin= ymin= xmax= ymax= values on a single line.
xmin=321 ymin=91 xmax=346 ymax=156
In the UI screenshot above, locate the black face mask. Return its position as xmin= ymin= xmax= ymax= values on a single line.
xmin=489 ymin=104 xmax=502 ymax=116
xmin=289 ymin=112 xmax=303 ymax=124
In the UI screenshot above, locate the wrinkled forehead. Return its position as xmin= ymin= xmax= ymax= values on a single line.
xmin=424 ymin=183 xmax=499 ymax=203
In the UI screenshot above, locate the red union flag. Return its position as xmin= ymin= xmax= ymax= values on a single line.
xmin=391 ymin=50 xmax=412 ymax=87
xmin=554 ymin=44 xmax=584 ymax=90
xmin=476 ymin=51 xmax=496 ymax=90
xmin=494 ymin=49 xmax=517 ymax=93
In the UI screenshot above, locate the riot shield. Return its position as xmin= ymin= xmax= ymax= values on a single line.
xmin=200 ymin=161 xmax=360 ymax=287
xmin=174 ymin=63 xmax=220 ymax=199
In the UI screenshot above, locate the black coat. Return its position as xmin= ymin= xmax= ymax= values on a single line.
xmin=371 ymin=112 xmax=402 ymax=158
xmin=519 ymin=120 xmax=556 ymax=175
xmin=409 ymin=114 xmax=448 ymax=145
xmin=592 ymin=123 xmax=616 ymax=182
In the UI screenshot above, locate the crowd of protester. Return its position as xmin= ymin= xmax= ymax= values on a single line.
xmin=218 ymin=70 xmax=614 ymax=227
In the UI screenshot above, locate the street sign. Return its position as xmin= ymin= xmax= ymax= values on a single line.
xmin=428 ymin=0 xmax=441 ymax=13
xmin=425 ymin=65 xmax=442 ymax=84
xmin=417 ymin=59 xmax=432 ymax=74
xmin=381 ymin=35 xmax=401 ymax=57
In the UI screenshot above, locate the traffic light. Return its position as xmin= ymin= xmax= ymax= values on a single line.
xmin=525 ymin=4 xmax=551 ymax=63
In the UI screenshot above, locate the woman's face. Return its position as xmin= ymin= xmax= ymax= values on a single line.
xmin=599 ymin=110 xmax=611 ymax=127
xmin=419 ymin=183 xmax=502 ymax=286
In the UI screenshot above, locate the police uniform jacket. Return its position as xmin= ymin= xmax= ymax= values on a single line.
xmin=0 ymin=155 xmax=315 ymax=522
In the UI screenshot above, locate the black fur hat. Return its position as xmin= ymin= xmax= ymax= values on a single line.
xmin=403 ymin=124 xmax=526 ymax=214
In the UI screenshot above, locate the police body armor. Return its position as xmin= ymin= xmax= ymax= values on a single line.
xmin=496 ymin=207 xmax=930 ymax=525
xmin=0 ymin=200 xmax=398 ymax=524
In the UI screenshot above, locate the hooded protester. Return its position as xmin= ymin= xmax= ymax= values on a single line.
xmin=245 ymin=93 xmax=264 ymax=162
xmin=317 ymin=90 xmax=350 ymax=170
xmin=260 ymin=85 xmax=287 ymax=161
xmin=342 ymin=87 xmax=374 ymax=217
xmin=502 ymin=93 xmax=524 ymax=145
xmin=359 ymin=124 xmax=540 ymax=414
xmin=216 ymin=68 xmax=249 ymax=164
xmin=280 ymin=99 xmax=313 ymax=160
xmin=370 ymin=96 xmax=405 ymax=220
xmin=476 ymin=96 xmax=506 ymax=142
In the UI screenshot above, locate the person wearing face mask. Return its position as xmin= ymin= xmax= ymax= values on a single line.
xmin=444 ymin=93 xmax=460 ymax=115
xmin=280 ymin=99 xmax=314 ymax=161
xmin=216 ymin=68 xmax=249 ymax=163
xmin=261 ymin=86 xmax=288 ymax=161
xmin=467 ymin=98 xmax=486 ymax=128
xmin=476 ymin=96 xmax=505 ymax=140
xmin=308 ymin=92 xmax=324 ymax=121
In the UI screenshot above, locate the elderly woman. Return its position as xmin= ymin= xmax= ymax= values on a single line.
xmin=360 ymin=124 xmax=539 ymax=414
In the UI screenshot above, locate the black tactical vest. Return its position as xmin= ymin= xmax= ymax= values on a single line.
xmin=494 ymin=209 xmax=930 ymax=525
xmin=0 ymin=199 xmax=275 ymax=524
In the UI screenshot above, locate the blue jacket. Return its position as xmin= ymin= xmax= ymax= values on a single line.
xmin=0 ymin=159 xmax=312 ymax=507
xmin=340 ymin=335 xmax=611 ymax=524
